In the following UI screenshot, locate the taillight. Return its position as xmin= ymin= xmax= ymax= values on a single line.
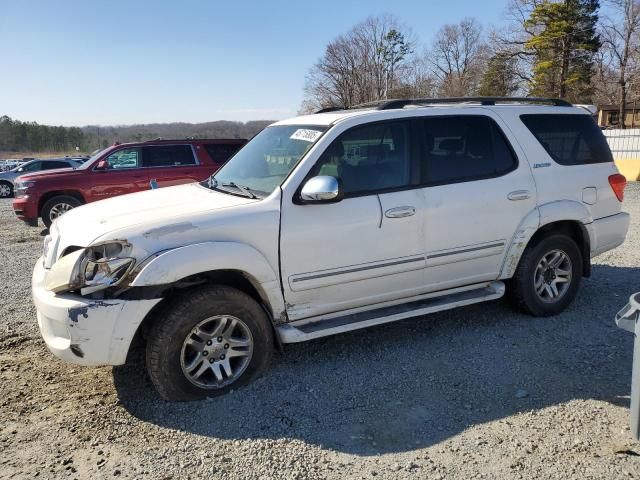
xmin=609 ymin=174 xmax=627 ymax=202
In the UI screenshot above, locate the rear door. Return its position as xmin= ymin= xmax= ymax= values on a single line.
xmin=417 ymin=112 xmax=537 ymax=290
xmin=88 ymin=147 xmax=149 ymax=200
xmin=142 ymin=144 xmax=200 ymax=187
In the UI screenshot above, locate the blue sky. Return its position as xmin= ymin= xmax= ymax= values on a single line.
xmin=1 ymin=0 xmax=513 ymax=126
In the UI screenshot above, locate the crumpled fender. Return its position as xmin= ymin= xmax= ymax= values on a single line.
xmin=499 ymin=200 xmax=592 ymax=278
xmin=130 ymin=241 xmax=285 ymax=319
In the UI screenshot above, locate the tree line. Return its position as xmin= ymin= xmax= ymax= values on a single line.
xmin=0 ymin=116 xmax=272 ymax=154
xmin=302 ymin=0 xmax=640 ymax=127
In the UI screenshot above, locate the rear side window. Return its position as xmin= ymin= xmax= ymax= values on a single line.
xmin=42 ymin=161 xmax=67 ymax=170
xmin=520 ymin=114 xmax=613 ymax=165
xmin=142 ymin=145 xmax=196 ymax=167
xmin=420 ymin=116 xmax=517 ymax=185
xmin=204 ymin=144 xmax=242 ymax=164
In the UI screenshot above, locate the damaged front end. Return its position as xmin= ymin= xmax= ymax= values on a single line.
xmin=33 ymin=239 xmax=161 ymax=366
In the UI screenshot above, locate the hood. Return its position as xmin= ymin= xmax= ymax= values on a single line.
xmin=53 ymin=183 xmax=257 ymax=248
xmin=16 ymin=167 xmax=78 ymax=181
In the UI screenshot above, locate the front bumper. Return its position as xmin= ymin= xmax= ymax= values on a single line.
xmin=12 ymin=195 xmax=39 ymax=226
xmin=33 ymin=257 xmax=161 ymax=366
xmin=589 ymin=212 xmax=631 ymax=257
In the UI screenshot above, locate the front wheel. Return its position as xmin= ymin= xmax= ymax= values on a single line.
xmin=146 ymin=286 xmax=274 ymax=401
xmin=41 ymin=195 xmax=82 ymax=228
xmin=508 ymin=234 xmax=583 ymax=317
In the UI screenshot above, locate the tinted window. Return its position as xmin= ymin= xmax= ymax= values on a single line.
xmin=20 ymin=161 xmax=42 ymax=172
xmin=520 ymin=114 xmax=613 ymax=165
xmin=106 ymin=148 xmax=140 ymax=169
xmin=204 ymin=144 xmax=242 ymax=164
xmin=420 ymin=116 xmax=517 ymax=184
xmin=42 ymin=161 xmax=68 ymax=170
xmin=142 ymin=145 xmax=196 ymax=167
xmin=314 ymin=121 xmax=411 ymax=195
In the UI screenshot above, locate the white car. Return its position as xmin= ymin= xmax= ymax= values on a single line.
xmin=33 ymin=97 xmax=630 ymax=401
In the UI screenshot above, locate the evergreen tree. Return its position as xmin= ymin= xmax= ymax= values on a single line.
xmin=478 ymin=53 xmax=520 ymax=96
xmin=525 ymin=0 xmax=601 ymax=102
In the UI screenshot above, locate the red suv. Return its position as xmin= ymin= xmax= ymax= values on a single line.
xmin=12 ymin=138 xmax=246 ymax=227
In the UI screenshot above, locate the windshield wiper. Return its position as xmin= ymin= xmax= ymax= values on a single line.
xmin=221 ymin=182 xmax=258 ymax=199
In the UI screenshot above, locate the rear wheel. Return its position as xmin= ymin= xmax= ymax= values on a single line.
xmin=41 ymin=195 xmax=82 ymax=228
xmin=0 ymin=181 xmax=13 ymax=198
xmin=508 ymin=234 xmax=582 ymax=316
xmin=146 ymin=285 xmax=274 ymax=401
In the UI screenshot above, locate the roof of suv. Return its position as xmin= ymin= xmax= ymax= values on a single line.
xmin=273 ymin=97 xmax=592 ymax=127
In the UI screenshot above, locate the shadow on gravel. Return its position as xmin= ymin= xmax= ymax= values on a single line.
xmin=114 ymin=264 xmax=640 ymax=455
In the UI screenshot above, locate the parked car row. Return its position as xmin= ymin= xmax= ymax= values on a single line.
xmin=29 ymin=97 xmax=630 ymax=401
xmin=0 ymin=158 xmax=85 ymax=198
xmin=9 ymin=139 xmax=246 ymax=227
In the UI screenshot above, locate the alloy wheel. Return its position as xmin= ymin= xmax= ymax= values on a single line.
xmin=533 ymin=249 xmax=572 ymax=303
xmin=48 ymin=202 xmax=74 ymax=222
xmin=180 ymin=315 xmax=253 ymax=389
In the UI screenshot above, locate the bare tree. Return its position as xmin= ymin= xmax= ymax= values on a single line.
xmin=302 ymin=15 xmax=416 ymax=110
xmin=600 ymin=0 xmax=640 ymax=127
xmin=427 ymin=18 xmax=488 ymax=96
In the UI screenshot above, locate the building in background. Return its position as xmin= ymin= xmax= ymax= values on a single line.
xmin=598 ymin=103 xmax=640 ymax=129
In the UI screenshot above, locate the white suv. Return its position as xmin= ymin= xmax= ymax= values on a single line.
xmin=33 ymin=97 xmax=630 ymax=401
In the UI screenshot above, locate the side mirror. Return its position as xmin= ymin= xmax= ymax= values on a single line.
xmin=300 ymin=176 xmax=342 ymax=203
xmin=95 ymin=160 xmax=107 ymax=170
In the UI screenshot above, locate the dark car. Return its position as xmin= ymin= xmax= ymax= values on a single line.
xmin=13 ymin=138 xmax=246 ymax=227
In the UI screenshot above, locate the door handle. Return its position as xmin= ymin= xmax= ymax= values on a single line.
xmin=385 ymin=206 xmax=416 ymax=218
xmin=507 ymin=190 xmax=531 ymax=201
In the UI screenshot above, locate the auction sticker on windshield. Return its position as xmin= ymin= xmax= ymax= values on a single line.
xmin=290 ymin=129 xmax=323 ymax=143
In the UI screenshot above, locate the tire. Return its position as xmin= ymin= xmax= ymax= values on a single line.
xmin=41 ymin=195 xmax=82 ymax=228
xmin=0 ymin=181 xmax=13 ymax=198
xmin=508 ymin=234 xmax=583 ymax=317
xmin=146 ymin=285 xmax=274 ymax=401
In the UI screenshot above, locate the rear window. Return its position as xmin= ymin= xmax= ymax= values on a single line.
xmin=203 ymin=144 xmax=243 ymax=164
xmin=520 ymin=114 xmax=613 ymax=165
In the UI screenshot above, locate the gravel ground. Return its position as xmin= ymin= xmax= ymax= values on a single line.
xmin=1 ymin=185 xmax=640 ymax=479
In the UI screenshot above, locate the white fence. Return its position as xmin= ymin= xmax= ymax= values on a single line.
xmin=603 ymin=129 xmax=640 ymax=180
xmin=604 ymin=129 xmax=640 ymax=160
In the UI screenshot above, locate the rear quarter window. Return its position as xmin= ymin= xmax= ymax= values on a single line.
xmin=520 ymin=114 xmax=613 ymax=166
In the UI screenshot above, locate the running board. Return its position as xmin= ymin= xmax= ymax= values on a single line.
xmin=277 ymin=281 xmax=505 ymax=343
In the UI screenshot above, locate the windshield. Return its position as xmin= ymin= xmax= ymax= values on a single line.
xmin=76 ymin=147 xmax=112 ymax=169
xmin=210 ymin=125 xmax=328 ymax=197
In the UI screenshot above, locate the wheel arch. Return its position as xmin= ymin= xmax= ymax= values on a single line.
xmin=122 ymin=242 xmax=286 ymax=359
xmin=38 ymin=190 xmax=86 ymax=217
xmin=500 ymin=201 xmax=592 ymax=279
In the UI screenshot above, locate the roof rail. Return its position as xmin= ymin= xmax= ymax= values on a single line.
xmin=378 ymin=97 xmax=573 ymax=109
xmin=314 ymin=97 xmax=572 ymax=113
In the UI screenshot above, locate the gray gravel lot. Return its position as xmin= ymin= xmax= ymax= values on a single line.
xmin=1 ymin=185 xmax=640 ymax=479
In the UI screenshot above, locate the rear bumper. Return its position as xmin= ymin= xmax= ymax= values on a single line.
xmin=33 ymin=258 xmax=161 ymax=366
xmin=589 ymin=212 xmax=630 ymax=257
xmin=12 ymin=196 xmax=39 ymax=226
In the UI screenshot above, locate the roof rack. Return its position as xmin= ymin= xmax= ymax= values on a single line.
xmin=315 ymin=96 xmax=572 ymax=114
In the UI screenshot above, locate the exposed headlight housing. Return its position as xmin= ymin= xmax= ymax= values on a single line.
xmin=15 ymin=180 xmax=35 ymax=197
xmin=45 ymin=241 xmax=135 ymax=295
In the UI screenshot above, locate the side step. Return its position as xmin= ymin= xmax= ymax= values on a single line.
xmin=277 ymin=281 xmax=505 ymax=343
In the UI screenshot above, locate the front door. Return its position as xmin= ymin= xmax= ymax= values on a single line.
xmin=88 ymin=147 xmax=149 ymax=201
xmin=280 ymin=120 xmax=427 ymax=321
